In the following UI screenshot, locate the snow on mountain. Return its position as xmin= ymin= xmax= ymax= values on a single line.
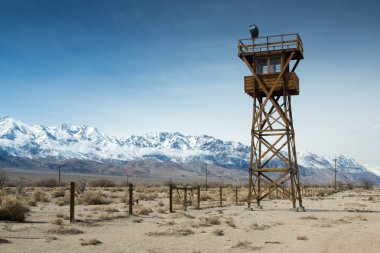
xmin=0 ymin=117 xmax=249 ymax=167
xmin=0 ymin=116 xmax=375 ymax=177
xmin=363 ymin=164 xmax=380 ymax=177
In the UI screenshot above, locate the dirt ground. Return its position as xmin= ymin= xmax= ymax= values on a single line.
xmin=1 ymin=186 xmax=380 ymax=253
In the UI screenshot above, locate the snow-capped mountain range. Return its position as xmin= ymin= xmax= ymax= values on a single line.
xmin=0 ymin=116 xmax=379 ymax=183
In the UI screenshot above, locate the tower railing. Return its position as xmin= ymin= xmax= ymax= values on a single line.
xmin=238 ymin=33 xmax=303 ymax=55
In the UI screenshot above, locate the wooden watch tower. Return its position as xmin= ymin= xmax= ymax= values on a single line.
xmin=238 ymin=26 xmax=304 ymax=209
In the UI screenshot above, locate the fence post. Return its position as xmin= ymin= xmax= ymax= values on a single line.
xmin=70 ymin=182 xmax=75 ymax=222
xmin=235 ymin=186 xmax=238 ymax=205
xmin=58 ymin=165 xmax=61 ymax=186
xmin=219 ymin=187 xmax=222 ymax=207
xmin=184 ymin=186 xmax=187 ymax=211
xmin=169 ymin=184 xmax=173 ymax=213
xmin=129 ymin=183 xmax=133 ymax=215
xmin=197 ymin=185 xmax=200 ymax=209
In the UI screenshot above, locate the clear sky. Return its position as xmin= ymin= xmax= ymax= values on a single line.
xmin=0 ymin=0 xmax=379 ymax=166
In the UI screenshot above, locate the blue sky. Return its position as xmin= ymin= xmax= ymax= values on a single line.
xmin=0 ymin=0 xmax=379 ymax=166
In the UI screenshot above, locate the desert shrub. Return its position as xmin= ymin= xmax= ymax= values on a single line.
xmin=55 ymin=196 xmax=70 ymax=206
xmin=198 ymin=216 xmax=220 ymax=226
xmin=0 ymin=195 xmax=30 ymax=221
xmin=34 ymin=178 xmax=58 ymax=187
xmin=51 ymin=189 xmax=65 ymax=198
xmin=81 ymin=239 xmax=102 ymax=246
xmin=76 ymin=179 xmax=87 ymax=194
xmin=33 ymin=189 xmax=49 ymax=202
xmin=89 ymin=179 xmax=116 ymax=188
xmin=361 ymin=180 xmax=374 ymax=190
xmin=77 ymin=191 xmax=111 ymax=205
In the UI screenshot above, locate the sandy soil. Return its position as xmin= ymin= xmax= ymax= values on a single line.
xmin=1 ymin=187 xmax=380 ymax=253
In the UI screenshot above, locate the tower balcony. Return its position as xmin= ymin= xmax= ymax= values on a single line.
xmin=244 ymin=72 xmax=299 ymax=97
xmin=238 ymin=33 xmax=304 ymax=61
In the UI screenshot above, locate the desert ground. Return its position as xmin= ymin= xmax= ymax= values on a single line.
xmin=1 ymin=183 xmax=380 ymax=253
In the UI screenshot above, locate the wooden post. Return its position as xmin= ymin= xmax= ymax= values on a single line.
xmin=219 ymin=187 xmax=222 ymax=207
xmin=58 ymin=165 xmax=61 ymax=186
xmin=169 ymin=184 xmax=173 ymax=213
xmin=235 ymin=186 xmax=238 ymax=205
xmin=205 ymin=164 xmax=208 ymax=191
xmin=184 ymin=186 xmax=188 ymax=211
xmin=334 ymin=158 xmax=337 ymax=190
xmin=129 ymin=183 xmax=133 ymax=215
xmin=70 ymin=182 xmax=75 ymax=222
xmin=197 ymin=185 xmax=200 ymax=209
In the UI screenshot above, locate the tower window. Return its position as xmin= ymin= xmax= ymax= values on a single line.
xmin=256 ymin=58 xmax=268 ymax=74
xmin=270 ymin=57 xmax=281 ymax=73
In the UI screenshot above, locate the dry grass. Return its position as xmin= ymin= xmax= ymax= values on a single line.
xmin=206 ymin=216 xmax=220 ymax=225
xmin=137 ymin=192 xmax=159 ymax=201
xmin=132 ymin=218 xmax=143 ymax=223
xmin=157 ymin=207 xmax=167 ymax=213
xmin=136 ymin=205 xmax=153 ymax=215
xmin=48 ymin=226 xmax=83 ymax=235
xmin=147 ymin=228 xmax=194 ymax=237
xmin=232 ymin=241 xmax=261 ymax=250
xmin=91 ymin=206 xmax=119 ymax=213
xmin=300 ymin=215 xmax=318 ymax=220
xmin=55 ymin=196 xmax=70 ymax=206
xmin=252 ymin=222 xmax=271 ymax=230
xmin=225 ymin=217 xmax=236 ymax=227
